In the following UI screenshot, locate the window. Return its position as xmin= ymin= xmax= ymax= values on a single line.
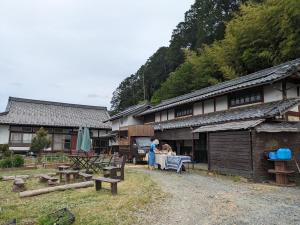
xmin=10 ymin=133 xmax=22 ymax=144
xmin=64 ymin=135 xmax=71 ymax=150
xmin=175 ymin=105 xmax=193 ymax=118
xmin=144 ymin=114 xmax=155 ymax=123
xmin=53 ymin=134 xmax=64 ymax=150
xmin=23 ymin=133 xmax=33 ymax=144
xmin=10 ymin=133 xmax=33 ymax=144
xmin=229 ymin=89 xmax=263 ymax=107
xmin=53 ymin=134 xmax=71 ymax=151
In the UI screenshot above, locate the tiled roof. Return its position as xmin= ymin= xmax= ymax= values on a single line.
xmin=107 ymin=102 xmax=150 ymax=121
xmin=153 ymin=98 xmax=300 ymax=131
xmin=0 ymin=97 xmax=111 ymax=129
xmin=192 ymin=120 xmax=265 ymax=133
xmin=139 ymin=58 xmax=300 ymax=116
xmin=256 ymin=122 xmax=300 ymax=133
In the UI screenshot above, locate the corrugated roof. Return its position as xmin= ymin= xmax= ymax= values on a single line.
xmin=0 ymin=97 xmax=111 ymax=129
xmin=153 ymin=98 xmax=300 ymax=131
xmin=193 ymin=120 xmax=264 ymax=133
xmin=107 ymin=102 xmax=150 ymax=121
xmin=139 ymin=58 xmax=300 ymax=116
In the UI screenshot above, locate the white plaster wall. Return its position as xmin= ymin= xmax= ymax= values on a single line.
xmin=289 ymin=105 xmax=299 ymax=112
xmin=216 ymin=96 xmax=228 ymax=111
xmin=0 ymin=125 xmax=9 ymax=144
xmin=288 ymin=116 xmax=300 ymax=121
xmin=161 ymin=111 xmax=168 ymax=121
xmin=155 ymin=112 xmax=161 ymax=122
xmin=99 ymin=130 xmax=108 ymax=136
xmin=9 ymin=146 xmax=30 ymax=151
xmin=111 ymin=119 xmax=120 ymax=131
xmin=168 ymin=109 xmax=175 ymax=120
xmin=127 ymin=115 xmax=143 ymax=126
xmin=287 ymin=82 xmax=298 ymax=98
xmin=120 ymin=117 xmax=128 ymax=127
xmin=91 ymin=129 xmax=99 ymax=137
xmin=264 ymin=82 xmax=282 ymax=102
xmin=193 ymin=102 xmax=203 ymax=115
xmin=204 ymin=99 xmax=214 ymax=114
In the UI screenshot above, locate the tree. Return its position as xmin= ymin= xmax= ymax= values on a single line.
xmin=31 ymin=127 xmax=51 ymax=161
xmin=110 ymin=0 xmax=247 ymax=113
xmin=151 ymin=0 xmax=300 ymax=103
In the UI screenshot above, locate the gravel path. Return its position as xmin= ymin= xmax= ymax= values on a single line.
xmin=135 ymin=169 xmax=300 ymax=225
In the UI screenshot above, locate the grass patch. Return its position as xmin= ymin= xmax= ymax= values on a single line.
xmin=0 ymin=168 xmax=164 ymax=225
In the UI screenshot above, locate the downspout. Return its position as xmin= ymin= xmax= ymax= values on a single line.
xmin=250 ymin=129 xmax=254 ymax=178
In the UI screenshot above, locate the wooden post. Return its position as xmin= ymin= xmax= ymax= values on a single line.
xmin=66 ymin=174 xmax=70 ymax=183
xmin=111 ymin=183 xmax=117 ymax=195
xmin=95 ymin=180 xmax=102 ymax=191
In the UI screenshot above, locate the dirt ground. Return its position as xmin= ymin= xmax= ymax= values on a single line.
xmin=134 ymin=168 xmax=300 ymax=225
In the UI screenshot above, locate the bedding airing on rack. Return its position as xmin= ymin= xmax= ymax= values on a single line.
xmin=165 ymin=155 xmax=192 ymax=173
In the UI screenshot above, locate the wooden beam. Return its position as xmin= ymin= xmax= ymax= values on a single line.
xmin=19 ymin=181 xmax=94 ymax=198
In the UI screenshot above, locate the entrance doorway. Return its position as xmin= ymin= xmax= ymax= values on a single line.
xmin=194 ymin=133 xmax=207 ymax=163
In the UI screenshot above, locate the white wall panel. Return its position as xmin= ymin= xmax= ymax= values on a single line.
xmin=216 ymin=96 xmax=228 ymax=111
xmin=204 ymin=99 xmax=214 ymax=114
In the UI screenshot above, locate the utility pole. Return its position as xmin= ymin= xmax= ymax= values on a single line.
xmin=143 ymin=71 xmax=146 ymax=100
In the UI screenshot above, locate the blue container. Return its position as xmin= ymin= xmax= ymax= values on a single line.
xmin=276 ymin=148 xmax=292 ymax=160
xmin=269 ymin=151 xmax=277 ymax=160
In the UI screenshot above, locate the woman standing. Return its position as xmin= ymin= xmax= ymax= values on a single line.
xmin=148 ymin=139 xmax=159 ymax=170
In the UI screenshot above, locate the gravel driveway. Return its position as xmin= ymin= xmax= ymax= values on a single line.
xmin=134 ymin=168 xmax=300 ymax=225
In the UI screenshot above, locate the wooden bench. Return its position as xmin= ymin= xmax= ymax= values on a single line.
xmin=78 ymin=172 xmax=93 ymax=181
xmin=39 ymin=175 xmax=59 ymax=183
xmin=12 ymin=178 xmax=26 ymax=192
xmin=103 ymin=155 xmax=126 ymax=180
xmin=93 ymin=177 xmax=120 ymax=195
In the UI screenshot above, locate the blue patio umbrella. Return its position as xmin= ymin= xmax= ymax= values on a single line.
xmin=76 ymin=127 xmax=83 ymax=151
xmin=81 ymin=127 xmax=91 ymax=152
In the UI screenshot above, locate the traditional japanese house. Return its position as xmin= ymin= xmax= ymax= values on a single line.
xmin=105 ymin=102 xmax=153 ymax=162
xmin=136 ymin=58 xmax=300 ymax=181
xmin=0 ymin=97 xmax=111 ymax=154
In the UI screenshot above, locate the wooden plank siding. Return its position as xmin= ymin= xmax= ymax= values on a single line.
xmin=208 ymin=131 xmax=253 ymax=177
xmin=155 ymin=128 xmax=199 ymax=141
xmin=251 ymin=132 xmax=300 ymax=183
xmin=127 ymin=125 xmax=154 ymax=137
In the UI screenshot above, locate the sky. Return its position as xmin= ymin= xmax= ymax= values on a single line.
xmin=0 ymin=0 xmax=194 ymax=111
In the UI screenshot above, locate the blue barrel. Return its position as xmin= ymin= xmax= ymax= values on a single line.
xmin=276 ymin=148 xmax=292 ymax=160
xmin=268 ymin=151 xmax=277 ymax=160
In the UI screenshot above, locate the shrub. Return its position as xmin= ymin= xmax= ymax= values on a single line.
xmin=0 ymin=155 xmax=24 ymax=168
xmin=12 ymin=155 xmax=24 ymax=167
xmin=0 ymin=144 xmax=12 ymax=158
xmin=0 ymin=158 xmax=13 ymax=168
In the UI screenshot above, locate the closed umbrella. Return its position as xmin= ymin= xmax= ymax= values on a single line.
xmin=81 ymin=127 xmax=91 ymax=152
xmin=76 ymin=127 xmax=83 ymax=151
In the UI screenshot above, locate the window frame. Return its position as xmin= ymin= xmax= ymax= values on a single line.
xmin=175 ymin=105 xmax=193 ymax=118
xmin=229 ymin=88 xmax=263 ymax=107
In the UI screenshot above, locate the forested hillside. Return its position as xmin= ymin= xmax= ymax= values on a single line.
xmin=110 ymin=0 xmax=300 ymax=113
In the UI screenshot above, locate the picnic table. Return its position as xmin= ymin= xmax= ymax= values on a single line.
xmin=68 ymin=154 xmax=100 ymax=172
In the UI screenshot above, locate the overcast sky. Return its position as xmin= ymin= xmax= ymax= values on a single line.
xmin=0 ymin=0 xmax=194 ymax=111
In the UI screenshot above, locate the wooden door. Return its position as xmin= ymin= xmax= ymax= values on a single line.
xmin=209 ymin=131 xmax=252 ymax=177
